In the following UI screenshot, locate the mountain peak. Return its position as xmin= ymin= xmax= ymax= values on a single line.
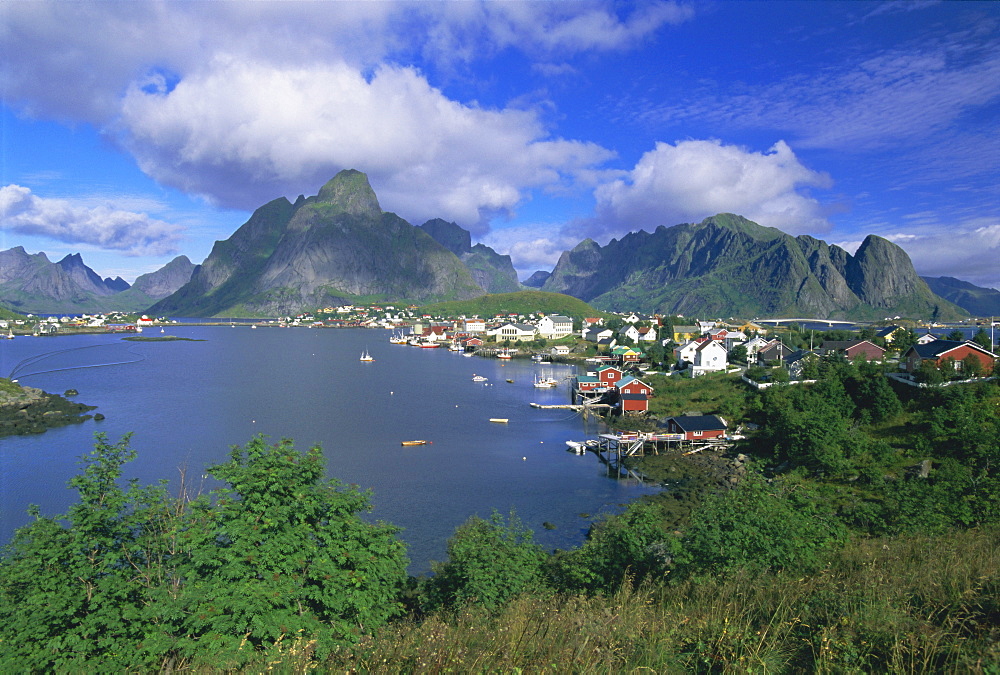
xmin=316 ymin=169 xmax=381 ymax=218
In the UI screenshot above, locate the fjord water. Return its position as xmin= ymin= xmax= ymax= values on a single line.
xmin=1 ymin=327 xmax=655 ymax=572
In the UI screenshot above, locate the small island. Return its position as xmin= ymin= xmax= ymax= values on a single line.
xmin=0 ymin=378 xmax=97 ymax=438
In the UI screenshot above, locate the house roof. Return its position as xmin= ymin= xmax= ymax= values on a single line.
xmin=662 ymin=414 xmax=727 ymax=432
xmin=906 ymin=340 xmax=997 ymax=359
xmin=820 ymin=340 xmax=885 ymax=354
xmin=544 ymin=315 xmax=572 ymax=323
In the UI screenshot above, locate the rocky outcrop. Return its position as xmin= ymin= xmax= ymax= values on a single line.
xmin=0 ymin=379 xmax=96 ymax=437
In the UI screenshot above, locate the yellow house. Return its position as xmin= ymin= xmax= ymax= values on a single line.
xmin=672 ymin=325 xmax=701 ymax=343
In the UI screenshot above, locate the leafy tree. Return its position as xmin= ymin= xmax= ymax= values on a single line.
xmin=946 ymin=329 xmax=966 ymax=342
xmin=972 ymin=327 xmax=993 ymax=351
xmin=892 ymin=328 xmax=918 ymax=354
xmin=962 ymin=353 xmax=985 ymax=378
xmin=0 ymin=434 xmax=409 ymax=671
xmin=676 ymin=471 xmax=845 ymax=575
xmin=425 ymin=510 xmax=546 ymax=612
xmin=549 ymin=502 xmax=680 ymax=594
xmin=915 ymin=359 xmax=945 ymax=385
xmin=728 ymin=344 xmax=748 ymax=365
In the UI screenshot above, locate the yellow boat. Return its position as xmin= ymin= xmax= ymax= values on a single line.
xmin=489 ymin=418 xmax=509 ymax=424
xmin=401 ymin=440 xmax=429 ymax=446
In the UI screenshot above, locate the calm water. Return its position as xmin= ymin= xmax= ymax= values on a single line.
xmin=1 ymin=327 xmax=655 ymax=573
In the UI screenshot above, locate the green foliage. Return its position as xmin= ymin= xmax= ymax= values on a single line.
xmin=426 ymin=510 xmax=547 ymax=612
xmin=0 ymin=434 xmax=408 ymax=671
xmin=549 ymin=502 xmax=681 ymax=594
xmin=676 ymin=471 xmax=846 ymax=576
xmin=972 ymin=327 xmax=993 ymax=350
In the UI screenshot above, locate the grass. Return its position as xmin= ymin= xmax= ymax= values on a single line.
xmin=313 ymin=526 xmax=1000 ymax=673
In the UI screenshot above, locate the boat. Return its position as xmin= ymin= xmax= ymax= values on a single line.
xmin=506 ymin=379 xmax=514 ymax=383
xmin=360 ymin=349 xmax=374 ymax=362
xmin=566 ymin=440 xmax=587 ymax=454
xmin=401 ymin=440 xmax=429 ymax=446
xmin=4 ymin=329 xmax=13 ymax=339
xmin=389 ymin=332 xmax=408 ymax=344
xmin=472 ymin=375 xmax=488 ymax=382
xmin=419 ymin=341 xmax=440 ymax=348
xmin=448 ymin=342 xmax=462 ymax=351
xmin=533 ymin=375 xmax=558 ymax=388
xmin=489 ymin=418 xmax=509 ymax=424
xmin=498 ymin=350 xmax=513 ymax=360
xmin=160 ymin=328 xmax=165 ymax=333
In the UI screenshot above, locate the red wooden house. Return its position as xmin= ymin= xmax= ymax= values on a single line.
xmin=820 ymin=340 xmax=886 ymax=361
xmin=661 ymin=415 xmax=728 ymax=440
xmin=903 ymin=340 xmax=996 ymax=375
xmin=596 ymin=366 xmax=625 ymax=387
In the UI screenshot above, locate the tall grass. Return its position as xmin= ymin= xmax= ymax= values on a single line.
xmin=311 ymin=527 xmax=999 ymax=674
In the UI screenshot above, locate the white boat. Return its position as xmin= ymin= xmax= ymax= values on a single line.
xmin=533 ymin=375 xmax=558 ymax=388
xmin=498 ymin=350 xmax=513 ymax=360
xmin=566 ymin=440 xmax=587 ymax=454
xmin=360 ymin=349 xmax=374 ymax=362
xmin=472 ymin=375 xmax=488 ymax=382
xmin=4 ymin=329 xmax=13 ymax=339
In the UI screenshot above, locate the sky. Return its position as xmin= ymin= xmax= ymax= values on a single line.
xmin=2 ymin=0 xmax=999 ymax=293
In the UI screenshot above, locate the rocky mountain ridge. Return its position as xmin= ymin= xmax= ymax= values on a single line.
xmin=541 ymin=213 xmax=967 ymax=321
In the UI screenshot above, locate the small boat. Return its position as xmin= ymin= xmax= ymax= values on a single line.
xmin=472 ymin=375 xmax=488 ymax=382
xmin=498 ymin=351 xmax=512 ymax=360
xmin=360 ymin=349 xmax=374 ymax=362
xmin=506 ymin=379 xmax=514 ymax=383
xmin=533 ymin=376 xmax=558 ymax=388
xmin=252 ymin=324 xmax=257 ymax=329
xmin=401 ymin=440 xmax=429 ymax=446
xmin=566 ymin=440 xmax=587 ymax=454
xmin=419 ymin=341 xmax=440 ymax=348
xmin=489 ymin=418 xmax=509 ymax=424
xmin=4 ymin=329 xmax=13 ymax=339
xmin=160 ymin=327 xmax=165 ymax=333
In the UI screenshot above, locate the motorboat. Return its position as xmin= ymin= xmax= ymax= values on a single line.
xmin=360 ymin=349 xmax=374 ymax=362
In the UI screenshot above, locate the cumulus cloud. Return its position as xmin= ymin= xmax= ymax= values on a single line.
xmin=0 ymin=185 xmax=183 ymax=256
xmin=584 ymin=139 xmax=832 ymax=240
xmin=480 ymin=223 xmax=582 ymax=278
xmin=115 ymin=57 xmax=613 ymax=227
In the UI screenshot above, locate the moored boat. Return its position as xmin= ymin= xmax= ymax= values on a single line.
xmin=401 ymin=440 xmax=429 ymax=446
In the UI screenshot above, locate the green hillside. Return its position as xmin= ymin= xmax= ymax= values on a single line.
xmin=419 ymin=290 xmax=604 ymax=319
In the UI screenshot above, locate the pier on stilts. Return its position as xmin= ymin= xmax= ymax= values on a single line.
xmin=590 ymin=432 xmax=733 ymax=481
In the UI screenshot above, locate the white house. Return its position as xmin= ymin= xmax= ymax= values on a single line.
xmin=584 ymin=327 xmax=615 ymax=342
xmin=537 ymin=315 xmax=574 ymax=339
xmin=692 ymin=340 xmax=728 ymax=376
xmin=491 ymin=323 xmax=537 ymax=342
xmin=743 ymin=335 xmax=771 ymax=357
xmin=463 ymin=318 xmax=486 ymax=334
xmin=621 ymin=325 xmax=642 ymax=343
xmin=674 ymin=339 xmax=703 ymax=367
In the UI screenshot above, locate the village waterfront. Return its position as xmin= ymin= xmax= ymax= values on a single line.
xmin=0 ymin=326 xmax=658 ymax=573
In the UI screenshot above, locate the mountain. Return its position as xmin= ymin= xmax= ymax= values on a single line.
xmin=541 ymin=213 xmax=967 ymax=321
xmin=922 ymin=276 xmax=1000 ymax=317
xmin=150 ymin=171 xmax=486 ymax=317
xmin=418 ymin=218 xmax=522 ymax=293
xmin=0 ymin=248 xmax=196 ymax=314
xmin=0 ymin=247 xmax=128 ymax=314
xmin=107 ymin=256 xmax=196 ymax=313
xmin=521 ymin=271 xmax=551 ymax=288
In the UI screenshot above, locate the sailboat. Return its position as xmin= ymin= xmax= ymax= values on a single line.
xmin=4 ymin=328 xmax=13 ymax=339
xmin=360 ymin=349 xmax=374 ymax=362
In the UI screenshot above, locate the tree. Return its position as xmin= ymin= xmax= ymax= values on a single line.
xmin=676 ymin=471 xmax=845 ymax=576
xmin=728 ymin=344 xmax=748 ymax=365
xmin=426 ymin=510 xmax=546 ymax=612
xmin=0 ymin=434 xmax=409 ymax=671
xmin=972 ymin=328 xmax=993 ymax=351
xmin=946 ymin=329 xmax=966 ymax=342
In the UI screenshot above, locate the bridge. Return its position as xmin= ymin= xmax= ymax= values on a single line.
xmin=754 ymin=318 xmax=857 ymax=327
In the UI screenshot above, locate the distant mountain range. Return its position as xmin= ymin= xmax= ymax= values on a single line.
xmin=3 ymin=171 xmax=997 ymax=321
xmin=0 ymin=247 xmax=193 ymax=314
xmin=540 ymin=213 xmax=969 ymax=321
xmin=921 ymin=276 xmax=1000 ymax=318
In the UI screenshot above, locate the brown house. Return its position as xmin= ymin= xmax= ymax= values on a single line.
xmin=820 ymin=340 xmax=886 ymax=361
xmin=661 ymin=415 xmax=728 ymax=441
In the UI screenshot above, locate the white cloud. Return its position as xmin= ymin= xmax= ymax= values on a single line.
xmin=0 ymin=185 xmax=183 ymax=256
xmin=884 ymin=219 xmax=1000 ymax=291
xmin=481 ymin=223 xmax=581 ymax=277
xmin=116 ymin=57 xmax=613 ymax=227
xmin=586 ymin=139 xmax=832 ymax=239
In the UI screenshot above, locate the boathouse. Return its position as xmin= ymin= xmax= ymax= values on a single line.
xmin=661 ymin=415 xmax=728 ymax=441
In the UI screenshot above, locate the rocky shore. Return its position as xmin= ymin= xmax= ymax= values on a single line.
xmin=0 ymin=378 xmax=97 ymax=437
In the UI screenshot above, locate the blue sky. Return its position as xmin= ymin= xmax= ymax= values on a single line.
xmin=2 ymin=1 xmax=999 ymax=292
